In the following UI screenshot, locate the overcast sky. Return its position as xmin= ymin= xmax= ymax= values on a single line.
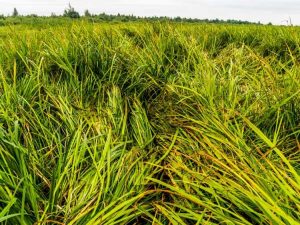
xmin=1 ymin=0 xmax=300 ymax=25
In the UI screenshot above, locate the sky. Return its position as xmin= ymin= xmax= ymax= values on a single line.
xmin=1 ymin=0 xmax=300 ymax=25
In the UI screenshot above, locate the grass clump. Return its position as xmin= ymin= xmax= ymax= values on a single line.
xmin=0 ymin=21 xmax=299 ymax=224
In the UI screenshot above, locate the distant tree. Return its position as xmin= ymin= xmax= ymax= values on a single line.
xmin=13 ymin=8 xmax=18 ymax=17
xmin=84 ymin=9 xmax=91 ymax=17
xmin=174 ymin=16 xmax=182 ymax=22
xmin=0 ymin=14 xmax=5 ymax=20
xmin=51 ymin=12 xmax=57 ymax=17
xmin=63 ymin=3 xmax=80 ymax=18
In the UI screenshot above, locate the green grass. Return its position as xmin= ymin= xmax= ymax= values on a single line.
xmin=0 ymin=21 xmax=299 ymax=224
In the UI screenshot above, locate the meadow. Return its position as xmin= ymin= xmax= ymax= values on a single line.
xmin=0 ymin=20 xmax=300 ymax=224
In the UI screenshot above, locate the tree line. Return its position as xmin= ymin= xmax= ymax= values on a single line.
xmin=0 ymin=4 xmax=266 ymax=25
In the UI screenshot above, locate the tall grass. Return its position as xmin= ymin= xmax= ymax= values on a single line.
xmin=0 ymin=21 xmax=299 ymax=224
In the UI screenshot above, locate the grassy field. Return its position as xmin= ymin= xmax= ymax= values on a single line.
xmin=0 ymin=21 xmax=300 ymax=224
